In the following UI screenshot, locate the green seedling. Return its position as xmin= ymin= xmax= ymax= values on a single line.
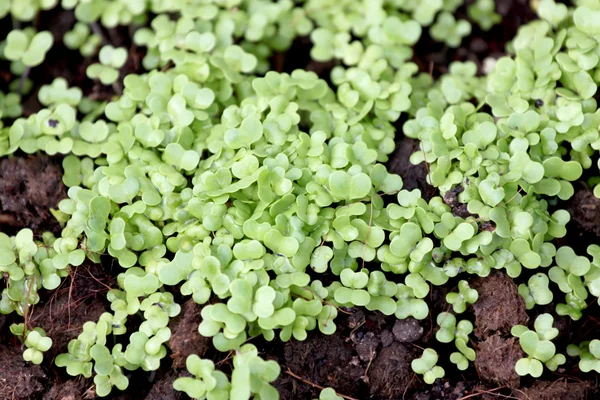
xmin=87 ymin=45 xmax=128 ymax=85
xmin=446 ymin=280 xmax=478 ymax=313
xmin=411 ymin=348 xmax=445 ymax=384
xmin=511 ymin=314 xmax=565 ymax=377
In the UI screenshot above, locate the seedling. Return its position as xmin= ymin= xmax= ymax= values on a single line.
xmin=411 ymin=348 xmax=445 ymax=384
xmin=511 ymin=314 xmax=565 ymax=377
xmin=446 ymin=280 xmax=478 ymax=313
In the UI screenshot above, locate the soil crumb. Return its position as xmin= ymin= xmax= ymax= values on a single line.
xmin=515 ymin=379 xmax=589 ymax=400
xmin=442 ymin=185 xmax=473 ymax=219
xmin=475 ymin=334 xmax=523 ymax=387
xmin=0 ymin=155 xmax=66 ymax=234
xmin=0 ymin=345 xmax=46 ymax=400
xmin=393 ymin=317 xmax=424 ymax=343
xmin=168 ymin=299 xmax=211 ymax=369
xmin=471 ymin=273 xmax=528 ymax=338
xmin=388 ymin=136 xmax=434 ymax=199
xmin=368 ymin=343 xmax=416 ymax=398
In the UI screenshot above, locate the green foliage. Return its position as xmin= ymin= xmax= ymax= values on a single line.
xmin=3 ymin=29 xmax=53 ymax=66
xmin=11 ymin=324 xmax=53 ymax=364
xmin=411 ymin=348 xmax=445 ymax=384
xmin=430 ymin=12 xmax=471 ymax=48
xmin=315 ymin=388 xmax=344 ymax=400
xmin=87 ymin=45 xmax=128 ymax=85
xmin=446 ymin=280 xmax=478 ymax=313
xmin=512 ymin=314 xmax=565 ymax=377
xmin=174 ymin=346 xmax=279 ymax=399
xmin=518 ymin=273 xmax=553 ymax=309
xmin=468 ymin=0 xmax=501 ymax=31
xmin=5 ymin=0 xmax=600 ymax=397
xmin=568 ymin=340 xmax=600 ymax=373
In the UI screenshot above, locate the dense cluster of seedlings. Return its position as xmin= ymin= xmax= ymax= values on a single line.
xmin=1 ymin=0 xmax=600 ymax=398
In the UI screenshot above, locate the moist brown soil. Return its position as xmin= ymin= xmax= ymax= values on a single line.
xmin=42 ymin=380 xmax=88 ymax=400
xmin=0 ymin=155 xmax=67 ymax=234
xmin=388 ymin=136 xmax=435 ymax=199
xmin=28 ymin=262 xmax=111 ymax=360
xmin=475 ymin=334 xmax=523 ymax=387
xmin=168 ymin=299 xmax=211 ymax=370
xmin=515 ymin=379 xmax=590 ymax=400
xmin=564 ymin=182 xmax=600 ymax=251
xmin=143 ymin=373 xmax=183 ymax=400
xmin=0 ymin=345 xmax=47 ymax=400
xmin=471 ymin=272 xmax=529 ymax=339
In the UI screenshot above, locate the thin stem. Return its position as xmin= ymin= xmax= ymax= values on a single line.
xmin=284 ymin=368 xmax=359 ymax=400
xmin=18 ymin=66 xmax=31 ymax=95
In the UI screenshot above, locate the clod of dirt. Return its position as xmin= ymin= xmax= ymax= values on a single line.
xmin=0 ymin=155 xmax=67 ymax=234
xmin=475 ymin=334 xmax=523 ymax=387
xmin=565 ymin=182 xmax=600 ymax=247
xmin=144 ymin=374 xmax=183 ymax=400
xmin=442 ymin=185 xmax=473 ymax=219
xmin=380 ymin=330 xmax=394 ymax=347
xmin=347 ymin=309 xmax=365 ymax=329
xmin=471 ymin=273 xmax=528 ymax=338
xmin=393 ymin=318 xmax=424 ymax=343
xmin=29 ymin=262 xmax=109 ymax=358
xmin=388 ymin=136 xmax=434 ymax=199
xmin=168 ymin=299 xmax=211 ymax=369
xmin=0 ymin=345 xmax=46 ymax=400
xmin=43 ymin=380 xmax=87 ymax=400
xmin=274 ymin=331 xmax=366 ymax=399
xmin=515 ymin=379 xmax=589 ymax=400
xmin=352 ymin=331 xmax=379 ymax=362
xmin=368 ymin=343 xmax=416 ymax=398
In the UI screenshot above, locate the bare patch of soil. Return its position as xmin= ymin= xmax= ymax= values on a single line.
xmin=565 ymin=182 xmax=600 ymax=250
xmin=0 ymin=345 xmax=46 ymax=400
xmin=475 ymin=334 xmax=523 ymax=387
xmin=274 ymin=331 xmax=366 ymax=399
xmin=144 ymin=373 xmax=183 ymax=400
xmin=29 ymin=262 xmax=111 ymax=359
xmin=0 ymin=155 xmax=67 ymax=234
xmin=368 ymin=343 xmax=416 ymax=398
xmin=168 ymin=299 xmax=211 ymax=369
xmin=471 ymin=273 xmax=529 ymax=338
xmin=515 ymin=379 xmax=589 ymax=400
xmin=42 ymin=380 xmax=88 ymax=400
xmin=388 ymin=136 xmax=434 ymax=199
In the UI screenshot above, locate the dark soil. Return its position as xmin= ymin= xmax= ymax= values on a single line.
xmin=0 ymin=155 xmax=66 ymax=234
xmin=393 ymin=318 xmax=424 ymax=343
xmin=475 ymin=334 xmax=523 ymax=387
xmin=565 ymin=182 xmax=600 ymax=251
xmin=28 ymin=262 xmax=111 ymax=360
xmin=368 ymin=343 xmax=416 ymax=398
xmin=471 ymin=272 xmax=529 ymax=339
xmin=515 ymin=379 xmax=590 ymax=400
xmin=42 ymin=380 xmax=88 ymax=400
xmin=0 ymin=345 xmax=47 ymax=400
xmin=388 ymin=136 xmax=435 ymax=199
xmin=143 ymin=374 xmax=183 ymax=400
xmin=168 ymin=299 xmax=211 ymax=370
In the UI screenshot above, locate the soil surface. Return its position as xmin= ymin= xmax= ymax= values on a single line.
xmin=0 ymin=1 xmax=599 ymax=400
xmin=0 ymin=155 xmax=66 ymax=234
